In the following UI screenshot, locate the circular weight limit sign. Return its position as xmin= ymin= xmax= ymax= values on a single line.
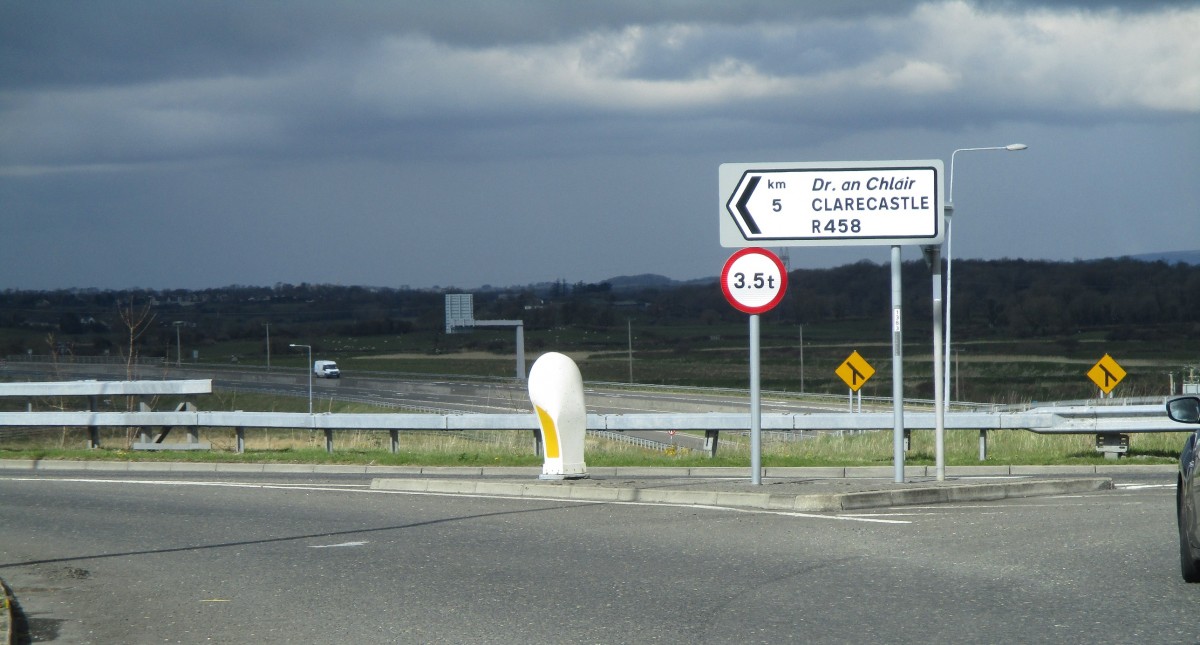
xmin=721 ymin=247 xmax=788 ymax=314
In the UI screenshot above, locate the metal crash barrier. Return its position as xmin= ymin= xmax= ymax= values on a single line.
xmin=0 ymin=381 xmax=1187 ymax=459
xmin=0 ymin=379 xmax=211 ymax=450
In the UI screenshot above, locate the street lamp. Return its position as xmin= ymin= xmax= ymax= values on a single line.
xmin=945 ymin=143 xmax=1027 ymax=402
xmin=939 ymin=143 xmax=1026 ymax=478
xmin=290 ymin=343 xmax=312 ymax=414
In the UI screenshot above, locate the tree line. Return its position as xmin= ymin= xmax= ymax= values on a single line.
xmin=1 ymin=257 xmax=1197 ymax=359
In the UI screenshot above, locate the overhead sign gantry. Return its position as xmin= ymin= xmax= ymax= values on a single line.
xmin=445 ymin=294 xmax=526 ymax=379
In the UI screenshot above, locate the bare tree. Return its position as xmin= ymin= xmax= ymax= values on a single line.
xmin=45 ymin=332 xmax=61 ymax=381
xmin=117 ymin=297 xmax=156 ymax=399
xmin=43 ymin=333 xmax=67 ymax=413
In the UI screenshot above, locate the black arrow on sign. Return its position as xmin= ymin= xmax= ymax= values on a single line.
xmin=849 ymin=364 xmax=865 ymax=385
xmin=1100 ymin=365 xmax=1116 ymax=388
xmin=735 ymin=175 xmax=762 ymax=235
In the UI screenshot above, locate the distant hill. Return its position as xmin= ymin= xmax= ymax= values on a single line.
xmin=1128 ymin=250 xmax=1200 ymax=265
xmin=502 ymin=274 xmax=686 ymax=296
xmin=603 ymin=274 xmax=681 ymax=290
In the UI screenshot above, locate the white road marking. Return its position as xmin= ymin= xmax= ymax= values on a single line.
xmin=1 ymin=476 xmax=371 ymax=490
xmin=738 ymin=509 xmax=911 ymax=524
xmin=309 ymin=541 xmax=369 ymax=548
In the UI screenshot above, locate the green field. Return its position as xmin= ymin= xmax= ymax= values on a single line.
xmin=94 ymin=321 xmax=1192 ymax=404
xmin=1 ymin=425 xmax=1186 ymax=467
xmin=3 ymin=327 xmax=1194 ymax=467
xmin=3 ymin=267 xmax=1198 ymax=466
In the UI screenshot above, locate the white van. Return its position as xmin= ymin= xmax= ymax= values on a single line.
xmin=313 ymin=360 xmax=341 ymax=378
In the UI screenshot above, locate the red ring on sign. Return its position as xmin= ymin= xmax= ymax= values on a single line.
xmin=720 ymin=247 xmax=788 ymax=314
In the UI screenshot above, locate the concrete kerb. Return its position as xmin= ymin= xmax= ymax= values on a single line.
xmin=834 ymin=478 xmax=1114 ymax=511
xmin=367 ymin=476 xmax=1116 ymax=512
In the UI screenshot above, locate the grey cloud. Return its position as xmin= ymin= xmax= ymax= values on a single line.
xmin=3 ymin=1 xmax=1190 ymax=91
xmin=0 ymin=1 xmax=1196 ymax=291
xmin=0 ymin=1 xmax=923 ymax=90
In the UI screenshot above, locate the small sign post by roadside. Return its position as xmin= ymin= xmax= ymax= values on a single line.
xmin=1087 ymin=354 xmax=1126 ymax=397
xmin=720 ymin=247 xmax=787 ymax=485
xmin=835 ymin=350 xmax=875 ymax=412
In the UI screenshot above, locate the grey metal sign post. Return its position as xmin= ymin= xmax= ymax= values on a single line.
xmin=721 ymin=160 xmax=944 ymax=484
xmin=890 ymin=247 xmax=905 ymax=483
xmin=720 ymin=248 xmax=788 ymax=485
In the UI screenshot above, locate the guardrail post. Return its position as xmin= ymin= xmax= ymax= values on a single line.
xmin=87 ymin=394 xmax=100 ymax=449
xmin=324 ymin=429 xmax=334 ymax=454
xmin=135 ymin=402 xmax=155 ymax=445
xmin=532 ymin=429 xmax=543 ymax=457
xmin=390 ymin=429 xmax=399 ymax=454
xmin=181 ymin=402 xmax=199 ymax=445
xmin=979 ymin=429 xmax=988 ymax=461
xmin=236 ymin=427 xmax=245 ymax=454
xmin=704 ymin=430 xmax=720 ymax=458
xmin=1095 ymin=433 xmax=1130 ymax=459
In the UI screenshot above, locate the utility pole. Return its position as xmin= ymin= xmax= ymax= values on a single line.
xmin=173 ymin=321 xmax=184 ymax=367
xmin=799 ymin=324 xmax=805 ymax=393
xmin=627 ymin=319 xmax=633 ymax=384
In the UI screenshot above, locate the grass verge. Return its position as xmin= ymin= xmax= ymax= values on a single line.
xmin=0 ymin=425 xmax=1186 ymax=468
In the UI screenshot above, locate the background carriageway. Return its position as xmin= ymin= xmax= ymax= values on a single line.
xmin=0 ymin=361 xmax=1180 ymax=456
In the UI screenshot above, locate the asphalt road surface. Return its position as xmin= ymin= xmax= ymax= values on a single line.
xmin=0 ymin=470 xmax=1193 ymax=644
xmin=2 ymin=362 xmax=838 ymax=416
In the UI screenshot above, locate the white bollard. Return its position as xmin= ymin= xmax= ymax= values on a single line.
xmin=528 ymin=352 xmax=589 ymax=480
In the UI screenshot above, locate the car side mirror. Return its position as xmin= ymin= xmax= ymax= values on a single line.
xmin=1167 ymin=396 xmax=1200 ymax=424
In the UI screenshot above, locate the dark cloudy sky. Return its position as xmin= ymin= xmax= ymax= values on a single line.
xmin=2 ymin=1 xmax=1197 ymax=290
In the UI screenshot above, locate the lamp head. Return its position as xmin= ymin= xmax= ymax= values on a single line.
xmin=1005 ymin=143 xmax=1028 ymax=151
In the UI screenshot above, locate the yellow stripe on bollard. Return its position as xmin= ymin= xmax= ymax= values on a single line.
xmin=535 ymin=405 xmax=561 ymax=459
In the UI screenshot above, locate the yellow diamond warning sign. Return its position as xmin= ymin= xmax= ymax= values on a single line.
xmin=836 ymin=351 xmax=876 ymax=392
xmin=1087 ymin=354 xmax=1126 ymax=394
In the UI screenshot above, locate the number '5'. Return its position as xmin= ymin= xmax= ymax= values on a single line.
xmin=772 ymin=199 xmax=782 ymax=212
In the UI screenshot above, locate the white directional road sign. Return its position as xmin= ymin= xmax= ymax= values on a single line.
xmin=719 ymin=160 xmax=944 ymax=247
